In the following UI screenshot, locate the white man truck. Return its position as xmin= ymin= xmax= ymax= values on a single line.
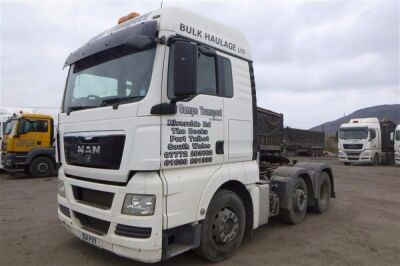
xmin=338 ymin=118 xmax=396 ymax=165
xmin=57 ymin=7 xmax=335 ymax=263
xmin=395 ymin=124 xmax=400 ymax=165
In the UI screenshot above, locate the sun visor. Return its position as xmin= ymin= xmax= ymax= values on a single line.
xmin=64 ymin=20 xmax=157 ymax=68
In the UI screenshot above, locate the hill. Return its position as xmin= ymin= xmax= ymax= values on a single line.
xmin=311 ymin=104 xmax=400 ymax=135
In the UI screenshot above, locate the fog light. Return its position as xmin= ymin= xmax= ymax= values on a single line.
xmin=122 ymin=194 xmax=156 ymax=216
xmin=58 ymin=179 xmax=66 ymax=198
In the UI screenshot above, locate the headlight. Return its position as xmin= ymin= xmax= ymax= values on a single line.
xmin=338 ymin=150 xmax=345 ymax=156
xmin=58 ymin=179 xmax=66 ymax=198
xmin=362 ymin=151 xmax=370 ymax=156
xmin=122 ymin=194 xmax=156 ymax=216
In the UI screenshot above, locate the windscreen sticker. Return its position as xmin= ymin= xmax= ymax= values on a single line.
xmin=163 ymin=104 xmax=222 ymax=167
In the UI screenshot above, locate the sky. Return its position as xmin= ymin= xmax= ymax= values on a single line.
xmin=0 ymin=0 xmax=399 ymax=129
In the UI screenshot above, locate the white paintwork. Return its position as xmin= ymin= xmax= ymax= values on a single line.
xmin=394 ymin=124 xmax=400 ymax=165
xmin=58 ymin=7 xmax=262 ymax=263
xmin=338 ymin=117 xmax=393 ymax=164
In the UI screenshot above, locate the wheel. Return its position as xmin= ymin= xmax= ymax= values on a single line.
xmin=313 ymin=172 xmax=331 ymax=213
xmin=23 ymin=168 xmax=31 ymax=176
xmin=373 ymin=153 xmax=379 ymax=166
xmin=279 ymin=178 xmax=308 ymax=224
xmin=29 ymin=156 xmax=55 ymax=177
xmin=344 ymin=162 xmax=351 ymax=166
xmin=195 ymin=189 xmax=246 ymax=262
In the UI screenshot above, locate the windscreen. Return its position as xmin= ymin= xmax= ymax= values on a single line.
xmin=4 ymin=119 xmax=17 ymax=135
xmin=339 ymin=127 xmax=368 ymax=140
xmin=63 ymin=45 xmax=156 ymax=113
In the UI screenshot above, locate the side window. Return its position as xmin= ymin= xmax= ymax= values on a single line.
xmin=23 ymin=120 xmax=48 ymax=133
xmin=197 ymin=52 xmax=217 ymax=95
xmin=221 ymin=57 xmax=233 ymax=97
xmin=167 ymin=41 xmax=233 ymax=98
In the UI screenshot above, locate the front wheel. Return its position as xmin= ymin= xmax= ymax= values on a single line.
xmin=29 ymin=156 xmax=55 ymax=177
xmin=373 ymin=154 xmax=379 ymax=166
xmin=279 ymin=178 xmax=308 ymax=224
xmin=195 ymin=189 xmax=246 ymax=262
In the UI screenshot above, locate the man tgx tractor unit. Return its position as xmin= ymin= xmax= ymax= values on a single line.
xmin=1 ymin=113 xmax=57 ymax=177
xmin=57 ymin=7 xmax=335 ymax=263
xmin=394 ymin=124 xmax=400 ymax=165
xmin=338 ymin=118 xmax=396 ymax=165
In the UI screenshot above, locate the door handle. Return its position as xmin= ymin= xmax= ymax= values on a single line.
xmin=216 ymin=141 xmax=224 ymax=154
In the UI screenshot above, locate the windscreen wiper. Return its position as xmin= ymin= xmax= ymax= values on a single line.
xmin=101 ymin=96 xmax=144 ymax=109
xmin=67 ymin=105 xmax=94 ymax=115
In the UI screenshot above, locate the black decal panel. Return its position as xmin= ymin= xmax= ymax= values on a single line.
xmin=64 ymin=135 xmax=125 ymax=170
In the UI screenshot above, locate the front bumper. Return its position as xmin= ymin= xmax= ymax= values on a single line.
xmin=1 ymin=152 xmax=27 ymax=170
xmin=395 ymin=151 xmax=400 ymax=165
xmin=57 ymin=169 xmax=163 ymax=263
xmin=338 ymin=150 xmax=372 ymax=163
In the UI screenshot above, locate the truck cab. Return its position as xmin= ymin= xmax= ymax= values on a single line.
xmin=1 ymin=113 xmax=56 ymax=176
xmin=57 ymin=7 xmax=334 ymax=263
xmin=394 ymin=124 xmax=400 ymax=165
xmin=338 ymin=118 xmax=395 ymax=165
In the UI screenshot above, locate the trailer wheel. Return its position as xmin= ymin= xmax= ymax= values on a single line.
xmin=195 ymin=189 xmax=246 ymax=262
xmin=373 ymin=153 xmax=379 ymax=166
xmin=279 ymin=178 xmax=308 ymax=224
xmin=313 ymin=172 xmax=331 ymax=213
xmin=29 ymin=156 xmax=55 ymax=177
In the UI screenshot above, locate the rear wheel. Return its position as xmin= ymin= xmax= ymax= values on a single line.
xmin=313 ymin=172 xmax=331 ymax=213
xmin=195 ymin=189 xmax=246 ymax=262
xmin=29 ymin=156 xmax=55 ymax=177
xmin=279 ymin=178 xmax=308 ymax=224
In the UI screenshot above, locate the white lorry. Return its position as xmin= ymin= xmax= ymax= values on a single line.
xmin=57 ymin=7 xmax=335 ymax=263
xmin=338 ymin=118 xmax=396 ymax=165
xmin=394 ymin=124 xmax=400 ymax=165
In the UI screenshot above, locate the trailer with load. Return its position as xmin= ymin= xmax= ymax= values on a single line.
xmin=338 ymin=118 xmax=396 ymax=165
xmin=1 ymin=113 xmax=57 ymax=176
xmin=282 ymin=127 xmax=325 ymax=156
xmin=57 ymin=7 xmax=335 ymax=263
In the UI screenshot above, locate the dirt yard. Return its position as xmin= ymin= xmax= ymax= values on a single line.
xmin=0 ymin=157 xmax=399 ymax=266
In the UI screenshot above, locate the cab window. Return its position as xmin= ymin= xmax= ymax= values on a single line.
xmin=21 ymin=120 xmax=48 ymax=133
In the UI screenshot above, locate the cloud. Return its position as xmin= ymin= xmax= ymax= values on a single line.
xmin=0 ymin=0 xmax=399 ymax=128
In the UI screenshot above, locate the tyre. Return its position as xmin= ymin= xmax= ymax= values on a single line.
xmin=29 ymin=156 xmax=55 ymax=177
xmin=373 ymin=153 xmax=379 ymax=166
xmin=279 ymin=178 xmax=308 ymax=224
xmin=195 ymin=189 xmax=246 ymax=262
xmin=313 ymin=172 xmax=331 ymax=213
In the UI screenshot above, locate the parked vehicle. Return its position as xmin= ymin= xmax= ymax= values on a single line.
xmin=338 ymin=118 xmax=396 ymax=165
xmin=394 ymin=124 xmax=400 ymax=165
xmin=282 ymin=127 xmax=325 ymax=156
xmin=57 ymin=7 xmax=335 ymax=263
xmin=1 ymin=113 xmax=57 ymax=176
xmin=0 ymin=113 xmax=11 ymax=169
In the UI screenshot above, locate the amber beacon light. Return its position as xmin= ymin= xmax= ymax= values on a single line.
xmin=118 ymin=12 xmax=141 ymax=24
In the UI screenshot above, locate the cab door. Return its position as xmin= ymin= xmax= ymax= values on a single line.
xmin=15 ymin=118 xmax=50 ymax=152
xmin=160 ymin=40 xmax=224 ymax=170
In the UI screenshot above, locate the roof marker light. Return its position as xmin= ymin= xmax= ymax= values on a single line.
xmin=118 ymin=12 xmax=140 ymax=24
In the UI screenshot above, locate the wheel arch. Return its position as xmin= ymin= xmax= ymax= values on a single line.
xmin=219 ymin=180 xmax=254 ymax=237
xmin=26 ymin=148 xmax=56 ymax=165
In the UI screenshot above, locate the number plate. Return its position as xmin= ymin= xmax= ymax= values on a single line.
xmin=81 ymin=232 xmax=100 ymax=247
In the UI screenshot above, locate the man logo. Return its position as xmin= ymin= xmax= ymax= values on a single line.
xmin=77 ymin=145 xmax=101 ymax=154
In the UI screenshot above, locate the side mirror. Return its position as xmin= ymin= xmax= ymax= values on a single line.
xmin=17 ymin=120 xmax=27 ymax=135
xmin=390 ymin=132 xmax=394 ymax=141
xmin=173 ymin=41 xmax=197 ymax=99
xmin=369 ymin=129 xmax=376 ymax=141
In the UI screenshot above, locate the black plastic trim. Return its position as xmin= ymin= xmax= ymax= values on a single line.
xmin=115 ymin=224 xmax=152 ymax=238
xmin=249 ymin=62 xmax=258 ymax=160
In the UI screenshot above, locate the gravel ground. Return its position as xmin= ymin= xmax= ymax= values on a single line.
xmin=0 ymin=157 xmax=399 ymax=266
